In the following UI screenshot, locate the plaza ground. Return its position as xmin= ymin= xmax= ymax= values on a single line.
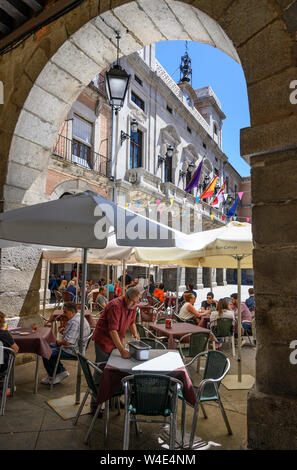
xmin=0 ymin=285 xmax=254 ymax=451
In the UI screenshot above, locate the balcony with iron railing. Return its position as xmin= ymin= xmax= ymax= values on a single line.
xmin=52 ymin=134 xmax=111 ymax=178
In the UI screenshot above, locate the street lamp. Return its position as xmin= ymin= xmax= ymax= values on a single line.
xmin=120 ymin=118 xmax=138 ymax=145
xmin=105 ymin=32 xmax=131 ymax=114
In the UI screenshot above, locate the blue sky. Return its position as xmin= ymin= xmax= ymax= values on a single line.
xmin=155 ymin=41 xmax=251 ymax=177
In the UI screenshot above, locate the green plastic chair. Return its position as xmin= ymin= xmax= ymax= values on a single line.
xmin=121 ymin=374 xmax=182 ymax=450
xmin=211 ymin=318 xmax=235 ymax=356
xmin=139 ymin=337 xmax=166 ymax=349
xmin=175 ymin=331 xmax=210 ymax=371
xmin=136 ymin=323 xmax=167 ymax=344
xmin=180 ymin=350 xmax=232 ymax=449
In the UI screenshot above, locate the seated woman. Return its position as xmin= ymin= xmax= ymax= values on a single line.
xmin=179 ymin=293 xmax=208 ymax=324
xmin=210 ymin=297 xmax=235 ymax=329
xmin=66 ymin=280 xmax=77 ymax=301
xmin=58 ymin=279 xmax=68 ymax=291
xmin=153 ymin=283 xmax=165 ymax=303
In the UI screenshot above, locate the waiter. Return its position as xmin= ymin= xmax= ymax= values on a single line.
xmin=90 ymin=287 xmax=140 ymax=413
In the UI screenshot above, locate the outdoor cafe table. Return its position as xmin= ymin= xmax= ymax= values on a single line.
xmin=49 ymin=309 xmax=96 ymax=331
xmin=97 ymin=348 xmax=196 ymax=407
xmin=148 ymin=323 xmax=210 ymax=350
xmin=10 ymin=327 xmax=56 ymax=393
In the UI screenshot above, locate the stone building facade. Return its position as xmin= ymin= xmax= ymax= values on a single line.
xmin=45 ymin=44 xmax=251 ymax=289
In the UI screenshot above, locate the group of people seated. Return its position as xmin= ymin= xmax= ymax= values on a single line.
xmin=178 ymin=285 xmax=255 ymax=345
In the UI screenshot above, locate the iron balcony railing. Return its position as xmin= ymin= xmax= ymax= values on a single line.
xmin=53 ymin=134 xmax=111 ymax=178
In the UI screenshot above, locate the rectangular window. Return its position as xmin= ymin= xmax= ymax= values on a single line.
xmin=130 ymin=129 xmax=143 ymax=169
xmin=131 ymin=91 xmax=145 ymax=111
xmin=72 ymin=115 xmax=92 ymax=169
xmin=164 ymin=156 xmax=172 ymax=184
xmin=167 ymin=105 xmax=172 ymax=114
xmin=187 ymin=126 xmax=192 ymax=134
xmin=135 ymin=75 xmax=143 ymax=86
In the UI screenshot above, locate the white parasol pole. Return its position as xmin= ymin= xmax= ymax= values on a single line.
xmin=106 ymin=264 xmax=109 ymax=301
xmin=237 ymin=256 xmax=242 ymax=382
xmin=123 ymin=260 xmax=126 ymax=295
xmin=75 ymin=248 xmax=88 ymax=404
xmin=176 ymin=266 xmax=180 ymax=315
xmin=42 ymin=260 xmax=49 ymax=318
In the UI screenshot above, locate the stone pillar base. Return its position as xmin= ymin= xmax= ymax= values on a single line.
xmin=197 ymin=284 xmax=204 ymax=289
xmin=247 ymin=387 xmax=297 ymax=449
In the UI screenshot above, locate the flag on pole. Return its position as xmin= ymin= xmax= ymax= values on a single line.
xmin=211 ymin=179 xmax=227 ymax=207
xmin=226 ymin=195 xmax=240 ymax=218
xmin=185 ymin=158 xmax=203 ymax=193
xmin=199 ymin=174 xmax=219 ymax=200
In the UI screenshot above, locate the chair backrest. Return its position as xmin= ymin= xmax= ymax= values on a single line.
xmin=140 ymin=337 xmax=166 ymax=349
xmin=189 ymin=332 xmax=210 ymax=357
xmin=62 ymin=291 xmax=72 ymax=302
xmin=93 ymin=291 xmax=99 ymax=302
xmin=147 ymin=296 xmax=154 ymax=306
xmin=109 ymin=292 xmax=115 ymax=301
xmin=0 ymin=347 xmax=15 ymax=378
xmin=126 ymin=374 xmax=180 ymax=416
xmin=173 ymin=312 xmax=185 ymax=323
xmin=214 ymin=317 xmax=233 ymax=337
xmin=136 ymin=323 xmax=147 ymax=337
xmin=54 ymin=290 xmax=62 ymax=300
xmin=156 ymin=317 xmax=167 ymax=324
xmin=85 ymin=329 xmax=94 ymax=350
xmin=77 ymin=353 xmax=105 ymax=396
xmin=202 ymin=350 xmax=228 ymax=399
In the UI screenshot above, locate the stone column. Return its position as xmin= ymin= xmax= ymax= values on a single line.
xmin=246 ymin=147 xmax=297 ymax=449
xmin=196 ymin=267 xmax=204 ymax=289
xmin=0 ymin=246 xmax=43 ymax=326
xmin=179 ymin=267 xmax=186 ymax=291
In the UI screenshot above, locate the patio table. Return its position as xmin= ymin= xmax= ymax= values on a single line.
xmin=148 ymin=323 xmax=210 ymax=349
xmin=96 ymin=348 xmax=196 ymax=407
xmin=10 ymin=327 xmax=56 ymax=393
xmin=48 ymin=309 xmax=96 ymax=333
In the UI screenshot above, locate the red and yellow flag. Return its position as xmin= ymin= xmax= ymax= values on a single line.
xmin=199 ymin=174 xmax=219 ymax=200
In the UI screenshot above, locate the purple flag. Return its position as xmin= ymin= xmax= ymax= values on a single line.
xmin=185 ymin=159 xmax=203 ymax=193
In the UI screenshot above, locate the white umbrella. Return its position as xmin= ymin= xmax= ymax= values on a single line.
xmin=186 ymin=222 xmax=253 ymax=387
xmin=0 ymin=190 xmax=184 ymax=401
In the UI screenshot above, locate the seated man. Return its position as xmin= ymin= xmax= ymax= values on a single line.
xmin=95 ymin=286 xmax=108 ymax=311
xmin=41 ymin=302 xmax=90 ymax=385
xmin=179 ymin=282 xmax=197 ymax=304
xmin=245 ymin=287 xmax=255 ymax=312
xmin=230 ymin=293 xmax=252 ymax=337
xmin=200 ymin=292 xmax=218 ymax=313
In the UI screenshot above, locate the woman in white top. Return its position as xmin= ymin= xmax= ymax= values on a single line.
xmin=210 ymin=298 xmax=235 ymax=328
xmin=179 ymin=293 xmax=208 ymax=323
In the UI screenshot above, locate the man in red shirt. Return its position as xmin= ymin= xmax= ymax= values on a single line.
xmin=90 ymin=287 xmax=140 ymax=412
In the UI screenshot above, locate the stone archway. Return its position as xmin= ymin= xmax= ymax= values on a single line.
xmin=0 ymin=0 xmax=297 ymax=450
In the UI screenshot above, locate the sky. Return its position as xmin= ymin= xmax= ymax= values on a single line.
xmin=155 ymin=41 xmax=251 ymax=177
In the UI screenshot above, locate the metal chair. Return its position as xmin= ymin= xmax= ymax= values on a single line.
xmin=136 ymin=323 xmax=167 ymax=344
xmin=211 ymin=317 xmax=235 ymax=356
xmin=121 ymin=374 xmax=183 ymax=450
xmin=0 ymin=347 xmax=15 ymax=416
xmin=53 ymin=290 xmax=63 ymax=308
xmin=175 ymin=331 xmax=210 ymax=371
xmin=50 ymin=329 xmax=94 ymax=390
xmin=180 ymin=350 xmax=232 ymax=449
xmin=73 ymin=354 xmax=122 ymax=444
xmin=139 ymin=337 xmax=166 ymax=349
xmin=89 ymin=291 xmax=99 ymax=312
